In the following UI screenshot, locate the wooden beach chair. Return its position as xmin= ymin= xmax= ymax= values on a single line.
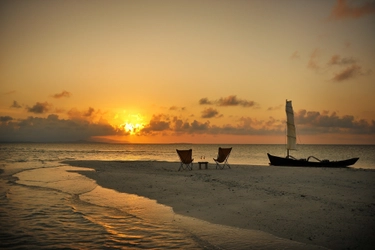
xmin=213 ymin=147 xmax=232 ymax=169
xmin=176 ymin=149 xmax=193 ymax=171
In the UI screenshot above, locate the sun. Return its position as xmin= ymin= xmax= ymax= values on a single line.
xmin=113 ymin=111 xmax=145 ymax=135
xmin=123 ymin=122 xmax=144 ymax=135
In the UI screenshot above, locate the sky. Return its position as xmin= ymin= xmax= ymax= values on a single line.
xmin=1 ymin=0 xmax=374 ymax=144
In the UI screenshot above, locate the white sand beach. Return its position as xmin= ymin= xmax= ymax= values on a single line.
xmin=65 ymin=160 xmax=375 ymax=250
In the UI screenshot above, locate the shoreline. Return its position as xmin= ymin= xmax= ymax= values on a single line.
xmin=65 ymin=160 xmax=375 ymax=250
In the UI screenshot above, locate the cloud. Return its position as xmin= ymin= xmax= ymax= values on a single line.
xmin=2 ymin=108 xmax=374 ymax=142
xmin=171 ymin=117 xmax=191 ymax=132
xmin=201 ymin=108 xmax=219 ymax=118
xmin=199 ymin=98 xmax=212 ymax=105
xmin=169 ymin=106 xmax=185 ymax=111
xmin=168 ymin=107 xmax=375 ymax=140
xmin=295 ymin=109 xmax=375 ymax=134
xmin=190 ymin=120 xmax=210 ymax=131
xmin=306 ymin=51 xmax=370 ymax=82
xmin=141 ymin=114 xmax=171 ymax=134
xmin=201 ymin=95 xmax=257 ymax=108
xmin=331 ymin=64 xmax=364 ymax=82
xmin=326 ymin=54 xmax=371 ymax=82
xmin=267 ymin=105 xmax=283 ymax=111
xmin=10 ymin=100 xmax=22 ymax=108
xmin=137 ymin=112 xmax=282 ymax=136
xmin=0 ymin=114 xmax=123 ymax=142
xmin=26 ymin=102 xmax=51 ymax=114
xmin=67 ymin=107 xmax=105 ymax=122
xmin=218 ymin=95 xmax=257 ymax=107
xmin=290 ymin=51 xmax=300 ymax=60
xmin=84 ymin=107 xmax=95 ymax=117
xmin=52 ymin=90 xmax=71 ymax=99
xmin=327 ymin=55 xmax=357 ymax=66
xmin=307 ymin=48 xmax=321 ymax=70
xmin=139 ymin=114 xmax=210 ymax=135
xmin=0 ymin=116 xmax=13 ymax=123
xmin=329 ymin=0 xmax=375 ymax=20
xmin=2 ymin=90 xmax=16 ymax=95
xmin=148 ymin=109 xmax=374 ymax=137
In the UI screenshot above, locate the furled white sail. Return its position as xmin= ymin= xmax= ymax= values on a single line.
xmin=286 ymin=100 xmax=296 ymax=151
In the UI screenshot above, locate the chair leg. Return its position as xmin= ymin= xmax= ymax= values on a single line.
xmin=215 ymin=160 xmax=230 ymax=169
xmin=179 ymin=162 xmax=193 ymax=171
xmin=224 ymin=160 xmax=230 ymax=169
xmin=215 ymin=161 xmax=219 ymax=169
xmin=214 ymin=161 xmax=230 ymax=170
xmin=179 ymin=162 xmax=187 ymax=171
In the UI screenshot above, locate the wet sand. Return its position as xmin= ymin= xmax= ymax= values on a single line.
xmin=65 ymin=160 xmax=375 ymax=250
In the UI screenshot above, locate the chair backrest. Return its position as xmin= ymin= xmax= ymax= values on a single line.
xmin=216 ymin=147 xmax=232 ymax=163
xmin=176 ymin=149 xmax=193 ymax=164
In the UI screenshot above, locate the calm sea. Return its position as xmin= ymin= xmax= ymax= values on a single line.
xmin=1 ymin=143 xmax=374 ymax=249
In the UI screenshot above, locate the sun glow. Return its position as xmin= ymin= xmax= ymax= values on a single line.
xmin=113 ymin=111 xmax=145 ymax=136
xmin=123 ymin=122 xmax=144 ymax=135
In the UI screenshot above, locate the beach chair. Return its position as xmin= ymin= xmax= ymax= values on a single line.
xmin=213 ymin=147 xmax=232 ymax=169
xmin=176 ymin=149 xmax=194 ymax=171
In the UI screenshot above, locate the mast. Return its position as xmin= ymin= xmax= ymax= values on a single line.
xmin=286 ymin=100 xmax=296 ymax=158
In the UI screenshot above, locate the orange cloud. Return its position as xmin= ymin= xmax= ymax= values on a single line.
xmin=296 ymin=109 xmax=375 ymax=134
xmin=0 ymin=116 xmax=13 ymax=123
xmin=52 ymin=90 xmax=71 ymax=99
xmin=2 ymin=90 xmax=16 ymax=95
xmin=267 ymin=104 xmax=283 ymax=111
xmin=329 ymin=0 xmax=375 ymax=20
xmin=307 ymin=48 xmax=321 ymax=70
xmin=137 ymin=112 xmax=280 ymax=137
xmin=327 ymin=55 xmax=357 ymax=66
xmin=26 ymin=102 xmax=51 ymax=114
xmin=133 ymin=108 xmax=375 ymax=139
xmin=218 ymin=95 xmax=256 ymax=107
xmin=331 ymin=64 xmax=364 ymax=82
xmin=306 ymin=50 xmax=370 ymax=82
xmin=1 ymin=107 xmax=374 ymax=142
xmin=0 ymin=114 xmax=123 ymax=142
xmin=199 ymin=98 xmax=212 ymax=105
xmin=201 ymin=108 xmax=219 ymax=118
xmin=84 ymin=107 xmax=95 ymax=117
xmin=10 ymin=100 xmax=22 ymax=108
xmin=326 ymin=53 xmax=371 ymax=82
xmin=290 ymin=51 xmax=300 ymax=60
xmin=66 ymin=107 xmax=106 ymax=124
xmin=141 ymin=114 xmax=171 ymax=134
xmin=169 ymin=106 xmax=185 ymax=111
xmin=200 ymin=95 xmax=258 ymax=108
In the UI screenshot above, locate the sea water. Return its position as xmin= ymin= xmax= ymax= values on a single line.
xmin=1 ymin=143 xmax=373 ymax=169
xmin=0 ymin=143 xmax=374 ymax=249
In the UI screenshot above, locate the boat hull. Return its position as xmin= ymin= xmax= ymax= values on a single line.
xmin=267 ymin=153 xmax=359 ymax=168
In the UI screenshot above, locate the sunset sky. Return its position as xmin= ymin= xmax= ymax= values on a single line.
xmin=1 ymin=0 xmax=374 ymax=144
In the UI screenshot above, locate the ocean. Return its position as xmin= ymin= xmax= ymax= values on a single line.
xmin=1 ymin=143 xmax=374 ymax=249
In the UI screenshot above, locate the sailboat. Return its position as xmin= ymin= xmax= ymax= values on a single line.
xmin=267 ymin=100 xmax=359 ymax=167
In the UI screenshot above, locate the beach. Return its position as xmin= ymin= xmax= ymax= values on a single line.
xmin=65 ymin=160 xmax=375 ymax=250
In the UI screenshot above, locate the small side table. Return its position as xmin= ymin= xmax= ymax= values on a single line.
xmin=198 ymin=161 xmax=208 ymax=170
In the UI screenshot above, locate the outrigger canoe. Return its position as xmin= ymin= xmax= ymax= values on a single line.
xmin=267 ymin=100 xmax=359 ymax=168
xmin=267 ymin=153 xmax=359 ymax=168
